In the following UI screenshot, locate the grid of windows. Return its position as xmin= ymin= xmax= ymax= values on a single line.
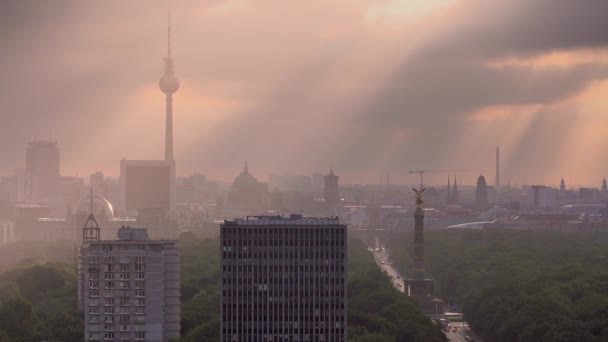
xmin=81 ymin=236 xmax=181 ymax=342
xmin=220 ymin=218 xmax=347 ymax=342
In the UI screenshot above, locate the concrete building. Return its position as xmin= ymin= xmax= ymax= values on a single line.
xmin=25 ymin=141 xmax=60 ymax=196
xmin=220 ymin=215 xmax=347 ymax=341
xmin=0 ymin=221 xmax=15 ymax=244
xmin=79 ymin=226 xmax=180 ymax=342
xmin=529 ymin=185 xmax=557 ymax=208
xmin=324 ymin=169 xmax=340 ymax=212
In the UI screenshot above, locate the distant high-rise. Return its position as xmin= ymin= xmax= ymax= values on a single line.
xmin=560 ymin=178 xmax=566 ymax=192
xmin=324 ymin=169 xmax=340 ymax=210
xmin=25 ymin=140 xmax=60 ymax=195
xmin=220 ymin=215 xmax=347 ymax=341
xmin=495 ymin=146 xmax=500 ymax=189
xmin=602 ymin=178 xmax=607 ymax=192
xmin=79 ymin=226 xmax=181 ymax=342
xmin=476 ymin=174 xmax=488 ymax=209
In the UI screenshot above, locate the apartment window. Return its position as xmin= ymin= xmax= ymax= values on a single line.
xmin=135 ymin=332 xmax=145 ymax=340
xmin=105 ymin=281 xmax=115 ymax=289
xmin=120 ymin=264 xmax=129 ymax=272
xmin=119 ymin=273 xmax=129 ymax=280
xmin=89 ymin=256 xmax=99 ymax=264
xmin=134 ymin=290 xmax=145 ymax=297
xmin=135 ymin=307 xmax=144 ymax=315
xmin=104 ymin=324 xmax=114 ymax=331
xmin=89 ymin=281 xmax=100 ymax=289
xmin=89 ymin=306 xmax=100 ymax=314
xmin=105 ymin=298 xmax=114 ymax=306
xmin=134 ymin=281 xmax=144 ymax=289
xmin=120 ymin=298 xmax=129 ymax=306
xmin=105 ymin=256 xmax=114 ymax=263
xmin=135 ymin=264 xmax=145 ymax=272
xmin=135 ymin=298 xmax=145 ymax=306
xmin=135 ymin=256 xmax=145 ymax=263
xmin=135 ymin=273 xmax=145 ymax=280
xmin=119 ymin=315 xmax=130 ymax=324
xmin=89 ymin=290 xmax=100 ymax=297
xmin=104 ymin=316 xmax=114 ymax=323
xmin=104 ymin=332 xmax=115 ymax=339
xmin=104 ymin=307 xmax=115 ymax=314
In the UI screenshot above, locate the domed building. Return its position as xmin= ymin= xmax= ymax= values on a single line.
xmin=228 ymin=164 xmax=267 ymax=208
xmin=73 ymin=193 xmax=115 ymax=221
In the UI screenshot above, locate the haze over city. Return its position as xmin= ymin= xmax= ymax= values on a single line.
xmin=3 ymin=0 xmax=608 ymax=185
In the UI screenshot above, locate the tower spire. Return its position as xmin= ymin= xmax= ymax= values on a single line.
xmin=159 ymin=0 xmax=180 ymax=161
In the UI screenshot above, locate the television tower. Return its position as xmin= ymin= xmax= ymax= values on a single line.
xmin=159 ymin=0 xmax=180 ymax=161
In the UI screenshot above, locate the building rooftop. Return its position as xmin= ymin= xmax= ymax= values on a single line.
xmin=225 ymin=214 xmax=341 ymax=226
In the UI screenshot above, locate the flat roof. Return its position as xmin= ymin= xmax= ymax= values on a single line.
xmin=224 ymin=214 xmax=342 ymax=226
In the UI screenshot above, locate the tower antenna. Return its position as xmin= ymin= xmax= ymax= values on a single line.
xmin=168 ymin=0 xmax=172 ymax=59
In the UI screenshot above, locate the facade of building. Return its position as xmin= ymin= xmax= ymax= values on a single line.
xmin=324 ymin=169 xmax=340 ymax=211
xmin=79 ymin=227 xmax=180 ymax=342
xmin=0 ymin=221 xmax=15 ymax=244
xmin=529 ymin=185 xmax=557 ymax=208
xmin=220 ymin=215 xmax=347 ymax=341
xmin=25 ymin=140 xmax=60 ymax=196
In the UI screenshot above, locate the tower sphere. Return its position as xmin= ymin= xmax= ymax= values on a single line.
xmin=159 ymin=74 xmax=180 ymax=94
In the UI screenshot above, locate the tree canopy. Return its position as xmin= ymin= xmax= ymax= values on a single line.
xmin=388 ymin=230 xmax=608 ymax=341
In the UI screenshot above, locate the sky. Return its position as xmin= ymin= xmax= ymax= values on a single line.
xmin=1 ymin=0 xmax=608 ymax=187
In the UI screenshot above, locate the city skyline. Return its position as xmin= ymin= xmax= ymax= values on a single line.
xmin=2 ymin=0 xmax=608 ymax=185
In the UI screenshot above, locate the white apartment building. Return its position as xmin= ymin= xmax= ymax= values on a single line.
xmin=79 ymin=227 xmax=180 ymax=342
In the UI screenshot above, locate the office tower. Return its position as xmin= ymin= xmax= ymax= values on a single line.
xmin=25 ymin=140 xmax=60 ymax=195
xmin=560 ymin=178 xmax=566 ymax=192
xmin=476 ymin=174 xmax=488 ymax=209
xmin=602 ymin=178 xmax=607 ymax=192
xmin=91 ymin=172 xmax=105 ymax=192
xmin=495 ymin=146 xmax=500 ymax=189
xmin=79 ymin=226 xmax=180 ymax=342
xmin=220 ymin=215 xmax=347 ymax=341
xmin=403 ymin=190 xmax=444 ymax=318
xmin=324 ymin=169 xmax=340 ymax=210
xmin=120 ymin=160 xmax=175 ymax=216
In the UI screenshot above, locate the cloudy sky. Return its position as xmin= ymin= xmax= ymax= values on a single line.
xmin=1 ymin=0 xmax=608 ymax=187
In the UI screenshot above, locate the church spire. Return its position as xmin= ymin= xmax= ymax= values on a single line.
xmin=447 ymin=174 xmax=451 ymax=204
xmin=82 ymin=188 xmax=100 ymax=244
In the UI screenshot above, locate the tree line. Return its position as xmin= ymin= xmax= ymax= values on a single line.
xmin=387 ymin=229 xmax=608 ymax=341
xmin=0 ymin=234 xmax=444 ymax=341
